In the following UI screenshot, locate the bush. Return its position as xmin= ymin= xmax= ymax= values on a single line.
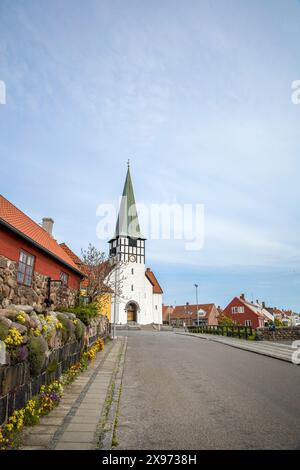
xmin=0 ymin=322 xmax=9 ymax=341
xmin=56 ymin=313 xmax=76 ymax=343
xmin=58 ymin=304 xmax=98 ymax=326
xmin=74 ymin=319 xmax=85 ymax=341
xmin=28 ymin=336 xmax=48 ymax=376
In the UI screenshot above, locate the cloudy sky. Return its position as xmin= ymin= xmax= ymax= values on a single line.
xmin=1 ymin=0 xmax=300 ymax=309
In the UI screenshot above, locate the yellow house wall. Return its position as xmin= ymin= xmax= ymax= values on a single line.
xmin=96 ymin=293 xmax=112 ymax=322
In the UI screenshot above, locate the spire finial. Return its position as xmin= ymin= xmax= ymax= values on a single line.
xmin=127 ymin=158 xmax=130 ymax=169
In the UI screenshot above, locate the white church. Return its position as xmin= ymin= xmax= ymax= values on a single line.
xmin=109 ymin=164 xmax=163 ymax=325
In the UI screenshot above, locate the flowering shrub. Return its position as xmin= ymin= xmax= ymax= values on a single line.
xmin=55 ymin=322 xmax=63 ymax=330
xmin=30 ymin=328 xmax=41 ymax=337
xmin=41 ymin=380 xmax=64 ymax=397
xmin=16 ymin=313 xmax=26 ymax=325
xmin=4 ymin=328 xmax=23 ymax=349
xmin=0 ymin=336 xmax=105 ymax=450
xmin=82 ymin=338 xmax=105 ymax=362
xmin=23 ymin=399 xmax=40 ymax=426
xmin=0 ymin=428 xmax=9 ymax=450
xmin=39 ymin=391 xmax=61 ymax=415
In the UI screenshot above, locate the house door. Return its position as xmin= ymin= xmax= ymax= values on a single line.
xmin=127 ymin=303 xmax=137 ymax=322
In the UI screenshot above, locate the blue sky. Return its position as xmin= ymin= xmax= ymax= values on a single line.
xmin=0 ymin=0 xmax=300 ymax=310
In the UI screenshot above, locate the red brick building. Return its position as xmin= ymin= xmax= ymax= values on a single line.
xmin=0 ymin=195 xmax=84 ymax=310
xmin=222 ymin=294 xmax=274 ymax=329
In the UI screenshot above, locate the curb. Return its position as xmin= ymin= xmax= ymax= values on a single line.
xmin=175 ymin=332 xmax=296 ymax=365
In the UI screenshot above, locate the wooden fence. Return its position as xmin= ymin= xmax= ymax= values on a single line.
xmin=187 ymin=324 xmax=254 ymax=339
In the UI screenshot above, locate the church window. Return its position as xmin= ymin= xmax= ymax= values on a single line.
xmin=131 ymin=284 xmax=134 ymax=291
xmin=131 ymin=268 xmax=134 ymax=275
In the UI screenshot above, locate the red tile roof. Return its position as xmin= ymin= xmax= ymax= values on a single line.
xmin=145 ymin=268 xmax=163 ymax=294
xmin=172 ymin=303 xmax=214 ymax=319
xmin=0 ymin=195 xmax=83 ymax=275
xmin=60 ymin=242 xmax=83 ymax=265
xmin=60 ymin=242 xmax=89 ymax=286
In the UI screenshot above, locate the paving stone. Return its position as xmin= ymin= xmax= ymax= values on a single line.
xmin=22 ymin=446 xmax=46 ymax=450
xmin=23 ymin=434 xmax=52 ymax=446
xmin=65 ymin=423 xmax=97 ymax=432
xmin=26 ymin=425 xmax=57 ymax=434
xmin=59 ymin=431 xmax=95 ymax=443
xmin=70 ymin=415 xmax=100 ymax=424
xmin=78 ymin=403 xmax=101 ymax=410
xmin=74 ymin=407 xmax=101 ymax=417
xmin=40 ymin=417 xmax=64 ymax=426
xmin=55 ymin=442 xmax=94 ymax=450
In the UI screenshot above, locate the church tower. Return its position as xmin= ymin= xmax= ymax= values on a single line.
xmin=109 ymin=162 xmax=163 ymax=325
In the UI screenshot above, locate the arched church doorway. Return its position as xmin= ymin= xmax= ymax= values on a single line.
xmin=126 ymin=302 xmax=138 ymax=322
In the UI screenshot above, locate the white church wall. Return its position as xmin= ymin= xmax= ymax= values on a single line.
xmin=152 ymin=293 xmax=163 ymax=325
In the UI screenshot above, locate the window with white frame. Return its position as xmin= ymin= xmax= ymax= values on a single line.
xmin=232 ymin=306 xmax=245 ymax=314
xmin=60 ymin=271 xmax=69 ymax=287
xmin=245 ymin=320 xmax=252 ymax=326
xmin=17 ymin=250 xmax=35 ymax=286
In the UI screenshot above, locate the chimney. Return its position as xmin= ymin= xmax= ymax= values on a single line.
xmin=186 ymin=302 xmax=189 ymax=306
xmin=42 ymin=217 xmax=54 ymax=236
xmin=262 ymin=301 xmax=266 ymax=309
xmin=240 ymin=293 xmax=245 ymax=300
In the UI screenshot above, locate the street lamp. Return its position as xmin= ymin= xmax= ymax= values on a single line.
xmin=194 ymin=284 xmax=199 ymax=328
xmin=111 ymin=265 xmax=118 ymax=340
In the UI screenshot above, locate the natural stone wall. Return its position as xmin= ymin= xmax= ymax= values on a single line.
xmin=0 ymin=310 xmax=109 ymax=425
xmin=0 ymin=255 xmax=77 ymax=310
xmin=256 ymin=327 xmax=300 ymax=341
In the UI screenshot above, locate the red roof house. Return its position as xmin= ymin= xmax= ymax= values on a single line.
xmin=222 ymin=294 xmax=274 ymax=329
xmin=0 ymin=195 xmax=84 ymax=310
xmin=168 ymin=302 xmax=219 ymax=326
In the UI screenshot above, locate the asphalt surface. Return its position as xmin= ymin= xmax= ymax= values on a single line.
xmin=116 ymin=330 xmax=300 ymax=450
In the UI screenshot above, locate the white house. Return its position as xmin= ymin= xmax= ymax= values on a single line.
xmin=109 ymin=163 xmax=163 ymax=325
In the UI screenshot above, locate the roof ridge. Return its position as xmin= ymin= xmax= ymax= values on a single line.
xmin=0 ymin=195 xmax=83 ymax=275
xmin=0 ymin=194 xmax=51 ymax=237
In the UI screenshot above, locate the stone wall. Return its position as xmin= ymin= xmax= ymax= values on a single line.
xmin=0 ymin=311 xmax=109 ymax=425
xmin=256 ymin=326 xmax=300 ymax=341
xmin=0 ymin=255 xmax=77 ymax=310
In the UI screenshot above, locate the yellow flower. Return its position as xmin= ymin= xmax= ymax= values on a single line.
xmin=4 ymin=327 xmax=23 ymax=348
xmin=55 ymin=322 xmax=63 ymax=330
xmin=30 ymin=328 xmax=41 ymax=337
xmin=16 ymin=314 xmax=26 ymax=324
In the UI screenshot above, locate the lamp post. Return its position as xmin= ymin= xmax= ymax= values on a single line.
xmin=112 ymin=267 xmax=118 ymax=340
xmin=194 ymin=284 xmax=199 ymax=327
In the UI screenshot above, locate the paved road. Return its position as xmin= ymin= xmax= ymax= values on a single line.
xmin=117 ymin=331 xmax=300 ymax=450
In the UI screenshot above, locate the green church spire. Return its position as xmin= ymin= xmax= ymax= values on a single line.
xmin=115 ymin=162 xmax=144 ymax=238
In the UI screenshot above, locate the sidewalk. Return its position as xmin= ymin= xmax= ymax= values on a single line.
xmin=21 ymin=336 xmax=126 ymax=450
xmin=176 ymin=332 xmax=298 ymax=364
